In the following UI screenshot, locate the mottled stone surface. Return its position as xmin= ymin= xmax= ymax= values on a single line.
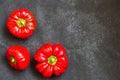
xmin=0 ymin=0 xmax=120 ymax=80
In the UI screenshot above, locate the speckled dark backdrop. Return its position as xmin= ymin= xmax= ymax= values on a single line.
xmin=0 ymin=0 xmax=120 ymax=80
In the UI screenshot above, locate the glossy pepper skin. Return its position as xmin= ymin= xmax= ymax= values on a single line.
xmin=6 ymin=46 xmax=30 ymax=70
xmin=7 ymin=8 xmax=36 ymax=39
xmin=34 ymin=43 xmax=68 ymax=78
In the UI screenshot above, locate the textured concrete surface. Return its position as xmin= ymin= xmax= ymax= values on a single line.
xmin=0 ymin=0 xmax=120 ymax=80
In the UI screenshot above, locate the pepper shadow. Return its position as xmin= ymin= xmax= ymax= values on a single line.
xmin=2 ymin=25 xmax=29 ymax=44
xmin=1 ymin=52 xmax=24 ymax=74
xmin=30 ymin=58 xmax=45 ymax=79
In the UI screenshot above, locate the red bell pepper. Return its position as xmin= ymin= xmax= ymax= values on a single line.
xmin=7 ymin=8 xmax=36 ymax=39
xmin=34 ymin=43 xmax=68 ymax=78
xmin=6 ymin=46 xmax=30 ymax=70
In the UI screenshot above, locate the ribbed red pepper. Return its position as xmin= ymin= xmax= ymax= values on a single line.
xmin=6 ymin=46 xmax=30 ymax=70
xmin=34 ymin=43 xmax=68 ymax=78
xmin=7 ymin=8 xmax=36 ymax=39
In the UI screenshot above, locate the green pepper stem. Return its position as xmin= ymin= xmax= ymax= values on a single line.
xmin=10 ymin=56 xmax=16 ymax=64
xmin=48 ymin=56 xmax=57 ymax=65
xmin=17 ymin=18 xmax=26 ymax=28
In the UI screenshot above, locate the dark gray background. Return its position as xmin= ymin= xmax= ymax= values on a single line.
xmin=0 ymin=0 xmax=120 ymax=80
